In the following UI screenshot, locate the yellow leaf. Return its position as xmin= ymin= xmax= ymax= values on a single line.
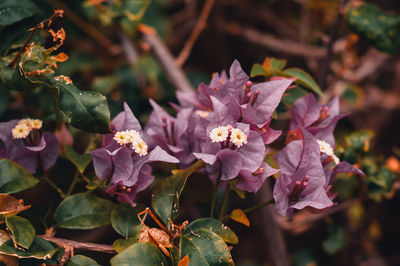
xmin=230 ymin=209 xmax=250 ymax=227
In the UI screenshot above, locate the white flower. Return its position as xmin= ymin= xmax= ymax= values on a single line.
xmin=230 ymin=128 xmax=248 ymax=147
xmin=31 ymin=119 xmax=43 ymax=130
xmin=12 ymin=124 xmax=31 ymax=139
xmin=209 ymin=126 xmax=229 ymax=143
xmin=125 ymin=130 xmax=141 ymax=144
xmin=113 ymin=131 xmax=131 ymax=145
xmin=18 ymin=118 xmax=33 ymax=129
xmin=317 ymin=139 xmax=334 ymax=156
xmin=317 ymin=139 xmax=340 ymax=164
xmin=132 ymin=139 xmax=148 ymax=156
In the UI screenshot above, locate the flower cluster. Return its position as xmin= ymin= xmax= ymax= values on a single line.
xmin=273 ymin=94 xmax=364 ymax=216
xmin=0 ymin=118 xmax=59 ymax=173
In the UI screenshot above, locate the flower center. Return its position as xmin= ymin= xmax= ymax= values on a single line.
xmin=113 ymin=130 xmax=148 ymax=156
xmin=209 ymin=126 xmax=248 ymax=148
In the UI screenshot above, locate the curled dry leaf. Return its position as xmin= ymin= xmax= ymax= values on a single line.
xmin=0 ymin=195 xmax=30 ymax=217
xmin=230 ymin=209 xmax=250 ymax=227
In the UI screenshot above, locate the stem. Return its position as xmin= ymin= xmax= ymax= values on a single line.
xmin=66 ymin=171 xmax=80 ymax=196
xmin=218 ymin=184 xmax=230 ymax=221
xmin=40 ymin=175 xmax=66 ymax=199
xmin=210 ymin=173 xmax=222 ymax=218
xmin=8 ymin=10 xmax=63 ymax=68
xmin=39 ymin=235 xmax=116 ymax=254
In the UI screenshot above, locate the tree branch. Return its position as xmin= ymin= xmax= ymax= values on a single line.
xmin=256 ymin=181 xmax=289 ymax=266
xmin=176 ymin=0 xmax=215 ymax=67
xmin=39 ymin=235 xmax=116 ymax=254
xmin=138 ymin=24 xmax=194 ymax=92
xmin=221 ymin=21 xmax=327 ymax=58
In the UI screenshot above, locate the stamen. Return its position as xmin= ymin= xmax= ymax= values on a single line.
xmin=251 ymin=90 xmax=260 ymax=106
xmin=170 ymin=120 xmax=176 ymax=146
xmin=253 ymin=167 xmax=264 ymax=175
xmin=243 ymin=92 xmax=252 ymax=104
xmin=162 ymin=116 xmax=170 ymax=144
xmin=288 ymin=175 xmax=309 ymax=202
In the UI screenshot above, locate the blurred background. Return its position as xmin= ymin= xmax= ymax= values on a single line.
xmin=1 ymin=0 xmax=400 ymax=265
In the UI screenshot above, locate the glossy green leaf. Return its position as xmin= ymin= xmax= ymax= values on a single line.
xmin=364 ymin=167 xmax=396 ymax=202
xmin=110 ymin=242 xmax=168 ymax=266
xmin=152 ymin=160 xmax=205 ymax=225
xmin=65 ymin=145 xmax=92 ymax=174
xmin=112 ymin=238 xmax=138 ymax=253
xmin=50 ymin=77 xmax=111 ymax=134
xmin=54 ymin=192 xmax=114 ymax=229
xmin=282 ymin=68 xmax=324 ymax=97
xmin=184 ymin=218 xmax=238 ymax=245
xmin=249 ymin=63 xmax=265 ymax=77
xmin=180 ymin=228 xmax=234 ymax=266
xmin=5 ymin=216 xmax=35 ymax=249
xmin=0 ymin=0 xmax=39 ymax=26
xmin=0 ymin=159 xmax=39 ymax=194
xmin=281 ymin=86 xmax=309 ymax=106
xmin=66 ymin=255 xmax=100 ymax=266
xmin=322 ymin=223 xmax=346 ymax=254
xmin=345 ymin=3 xmax=400 ymax=55
xmin=0 ymin=237 xmax=58 ymax=259
xmin=111 ymin=204 xmax=143 ymax=238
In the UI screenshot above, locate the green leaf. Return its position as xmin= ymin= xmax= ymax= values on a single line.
xmin=364 ymin=167 xmax=396 ymax=202
xmin=249 ymin=64 xmax=266 ymax=77
xmin=66 ymin=255 xmax=100 ymax=266
xmin=345 ymin=130 xmax=374 ymax=153
xmin=184 ymin=218 xmax=238 ymax=245
xmin=345 ymin=3 xmax=400 ymax=55
xmin=110 ymin=242 xmax=168 ymax=266
xmin=0 ymin=0 xmax=39 ymax=26
xmin=228 ymin=180 xmax=245 ymax=199
xmin=282 ymin=68 xmax=324 ymax=97
xmin=281 ymin=86 xmax=309 ymax=106
xmin=54 ymin=192 xmax=114 ymax=229
xmin=65 ymin=145 xmax=92 ymax=174
xmin=179 ymin=228 xmax=234 ymax=266
xmin=322 ymin=223 xmax=346 ymax=254
xmin=0 ymin=159 xmax=39 ymax=194
xmin=0 ymin=237 xmax=59 ymax=259
xmin=111 ymin=204 xmax=143 ymax=238
xmin=5 ymin=216 xmax=35 ymax=249
xmin=152 ymin=160 xmax=205 ymax=225
xmin=112 ymin=238 xmax=138 ymax=253
xmin=50 ymin=77 xmax=111 ymax=134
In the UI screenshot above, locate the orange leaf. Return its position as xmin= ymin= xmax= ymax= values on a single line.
xmin=53 ymin=52 xmax=69 ymax=62
xmin=137 ymin=24 xmax=156 ymax=35
xmin=178 ymin=255 xmax=190 ymax=266
xmin=230 ymin=209 xmax=250 ymax=227
xmin=0 ymin=194 xmax=30 ymax=216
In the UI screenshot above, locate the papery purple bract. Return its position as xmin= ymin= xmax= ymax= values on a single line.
xmin=0 ymin=120 xmax=59 ymax=173
xmin=144 ymin=99 xmax=199 ymax=167
xmin=273 ymin=128 xmax=333 ymax=217
xmin=90 ymin=102 xmax=178 ymax=206
xmin=290 ymin=94 xmax=347 ymax=147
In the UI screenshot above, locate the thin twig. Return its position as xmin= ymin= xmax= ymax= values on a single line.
xmin=318 ymin=0 xmax=350 ymax=92
xmin=40 ymin=175 xmax=66 ymax=199
xmin=221 ymin=21 xmax=327 ymax=58
xmin=218 ymin=184 xmax=230 ymax=221
xmin=8 ymin=10 xmax=64 ymax=68
xmin=39 ymin=235 xmax=116 ymax=254
xmin=45 ymin=0 xmax=121 ymax=55
xmin=256 ymin=181 xmax=289 ymax=266
xmin=138 ymin=24 xmax=194 ymax=92
xmin=210 ymin=173 xmax=222 ymax=218
xmin=176 ymin=0 xmax=215 ymax=66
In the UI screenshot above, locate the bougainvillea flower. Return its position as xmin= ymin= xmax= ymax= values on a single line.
xmin=273 ymin=128 xmax=333 ymax=217
xmin=236 ymin=162 xmax=279 ymax=193
xmin=0 ymin=119 xmax=59 ymax=173
xmin=144 ymin=99 xmax=199 ymax=167
xmin=289 ymin=94 xmax=347 ymax=147
xmin=193 ymin=96 xmax=265 ymax=181
xmin=90 ymin=102 xmax=178 ymax=206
